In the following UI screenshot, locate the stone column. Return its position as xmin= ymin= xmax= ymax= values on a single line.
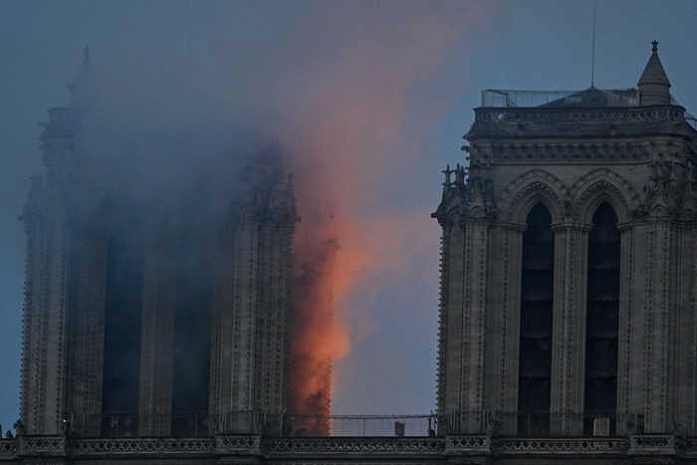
xmin=21 ymin=197 xmax=70 ymax=435
xmin=210 ymin=215 xmax=261 ymax=434
xmin=65 ymin=225 xmax=108 ymax=437
xmin=616 ymin=223 xmax=641 ymax=435
xmin=484 ymin=223 xmax=523 ymax=436
xmin=550 ymin=223 xmax=589 ymax=436
xmin=673 ymin=223 xmax=695 ymax=434
xmin=640 ymin=220 xmax=679 ymax=433
xmin=439 ymin=219 xmax=464 ymax=421
xmin=230 ymin=220 xmax=260 ymax=415
xmin=138 ymin=235 xmax=176 ymax=436
xmin=615 ymin=221 xmax=684 ymax=435
xmin=253 ymin=223 xmax=293 ymax=416
xmin=458 ymin=219 xmax=491 ymax=433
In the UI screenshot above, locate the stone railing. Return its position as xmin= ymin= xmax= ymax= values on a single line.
xmin=474 ymin=106 xmax=684 ymax=126
xmin=18 ymin=435 xmax=66 ymax=456
xmin=70 ymin=437 xmax=215 ymax=456
xmin=444 ymin=435 xmax=491 ymax=455
xmin=263 ymin=436 xmax=444 ymax=455
xmin=0 ymin=439 xmax=16 ymax=459
xmin=627 ymin=434 xmax=677 ymax=455
xmin=6 ymin=433 xmax=697 ymax=461
xmin=497 ymin=437 xmax=625 ymax=455
xmin=681 ymin=437 xmax=697 ymax=456
xmin=216 ymin=435 xmax=261 ymax=455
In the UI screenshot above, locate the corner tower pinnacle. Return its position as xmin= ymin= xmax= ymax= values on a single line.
xmin=638 ymin=40 xmax=671 ymax=105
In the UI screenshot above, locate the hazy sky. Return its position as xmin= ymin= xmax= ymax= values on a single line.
xmin=1 ymin=0 xmax=696 ymax=430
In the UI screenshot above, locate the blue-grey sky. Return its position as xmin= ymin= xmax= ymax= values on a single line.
xmin=1 ymin=1 xmax=696 ymax=429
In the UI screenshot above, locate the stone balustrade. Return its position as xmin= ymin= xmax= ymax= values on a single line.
xmin=3 ymin=433 xmax=697 ymax=462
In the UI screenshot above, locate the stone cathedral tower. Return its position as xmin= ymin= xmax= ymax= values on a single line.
xmin=18 ymin=49 xmax=298 ymax=439
xmin=9 ymin=42 xmax=697 ymax=465
xmin=434 ymin=41 xmax=697 ymax=441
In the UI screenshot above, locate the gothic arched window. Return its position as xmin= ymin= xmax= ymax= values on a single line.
xmin=518 ymin=203 xmax=554 ymax=436
xmin=584 ymin=202 xmax=620 ymax=434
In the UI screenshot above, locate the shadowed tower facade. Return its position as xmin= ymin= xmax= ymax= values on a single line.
xmin=18 ymin=49 xmax=299 ymax=438
xmin=433 ymin=41 xmax=697 ymax=439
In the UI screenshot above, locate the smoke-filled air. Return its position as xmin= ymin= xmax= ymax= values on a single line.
xmin=0 ymin=1 xmax=492 ymax=428
xmin=85 ymin=2 xmax=483 ymax=417
xmin=4 ymin=0 xmax=697 ymax=437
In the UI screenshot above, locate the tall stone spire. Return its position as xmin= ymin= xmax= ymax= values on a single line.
xmin=68 ymin=45 xmax=96 ymax=109
xmin=638 ymin=40 xmax=671 ymax=105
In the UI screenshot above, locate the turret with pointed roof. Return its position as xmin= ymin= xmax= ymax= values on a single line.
xmin=638 ymin=40 xmax=671 ymax=105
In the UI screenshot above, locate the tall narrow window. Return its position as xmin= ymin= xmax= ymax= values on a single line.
xmin=584 ymin=203 xmax=620 ymax=435
xmin=518 ymin=203 xmax=554 ymax=436
xmin=171 ymin=232 xmax=212 ymax=437
xmin=102 ymin=228 xmax=144 ymax=436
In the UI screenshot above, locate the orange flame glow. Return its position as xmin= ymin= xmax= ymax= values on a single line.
xmin=284 ymin=5 xmax=487 ymax=426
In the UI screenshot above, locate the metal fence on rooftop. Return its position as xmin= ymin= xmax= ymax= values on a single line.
xmin=62 ymin=411 xmax=646 ymax=439
xmin=481 ymin=89 xmax=578 ymax=107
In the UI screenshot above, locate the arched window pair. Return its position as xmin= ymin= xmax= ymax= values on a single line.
xmin=518 ymin=203 xmax=620 ymax=436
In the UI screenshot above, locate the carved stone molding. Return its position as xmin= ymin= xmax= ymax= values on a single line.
xmin=216 ymin=435 xmax=261 ymax=455
xmin=569 ymin=168 xmax=640 ymax=223
xmin=263 ymin=463 xmax=443 ymax=465
xmin=443 ymin=435 xmax=491 ymax=455
xmin=18 ymin=436 xmax=66 ymax=457
xmin=263 ymin=437 xmax=444 ymax=455
xmin=475 ymin=106 xmax=684 ymax=125
xmin=497 ymin=438 xmax=625 ymax=455
xmin=627 ymin=434 xmax=677 ymax=456
xmin=17 ymin=461 xmax=66 ymax=465
xmin=0 ymin=439 xmax=16 ymax=459
xmin=640 ymin=159 xmax=691 ymax=219
xmin=436 ymin=232 xmax=448 ymax=415
xmin=433 ymin=178 xmax=495 ymax=225
xmin=499 ymin=169 xmax=567 ymax=224
xmin=70 ymin=437 xmax=215 ymax=456
xmin=6 ymin=435 xmax=697 ymax=462
xmin=681 ymin=437 xmax=697 ymax=455
xmin=462 ymin=177 xmax=495 ymax=220
xmin=490 ymin=141 xmax=652 ymax=163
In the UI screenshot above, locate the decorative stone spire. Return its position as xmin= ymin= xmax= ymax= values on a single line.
xmin=68 ymin=44 xmax=96 ymax=109
xmin=442 ymin=164 xmax=452 ymax=188
xmin=638 ymin=40 xmax=671 ymax=105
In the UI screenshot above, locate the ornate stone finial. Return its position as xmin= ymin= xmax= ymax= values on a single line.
xmin=455 ymin=164 xmax=466 ymax=185
xmin=652 ymin=40 xmax=658 ymax=54
xmin=13 ymin=419 xmax=23 ymax=436
xmin=442 ymin=164 xmax=453 ymax=187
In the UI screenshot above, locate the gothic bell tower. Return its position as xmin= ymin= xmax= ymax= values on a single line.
xmin=434 ymin=42 xmax=697 ymax=439
xmin=19 ymin=49 xmax=299 ymax=439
